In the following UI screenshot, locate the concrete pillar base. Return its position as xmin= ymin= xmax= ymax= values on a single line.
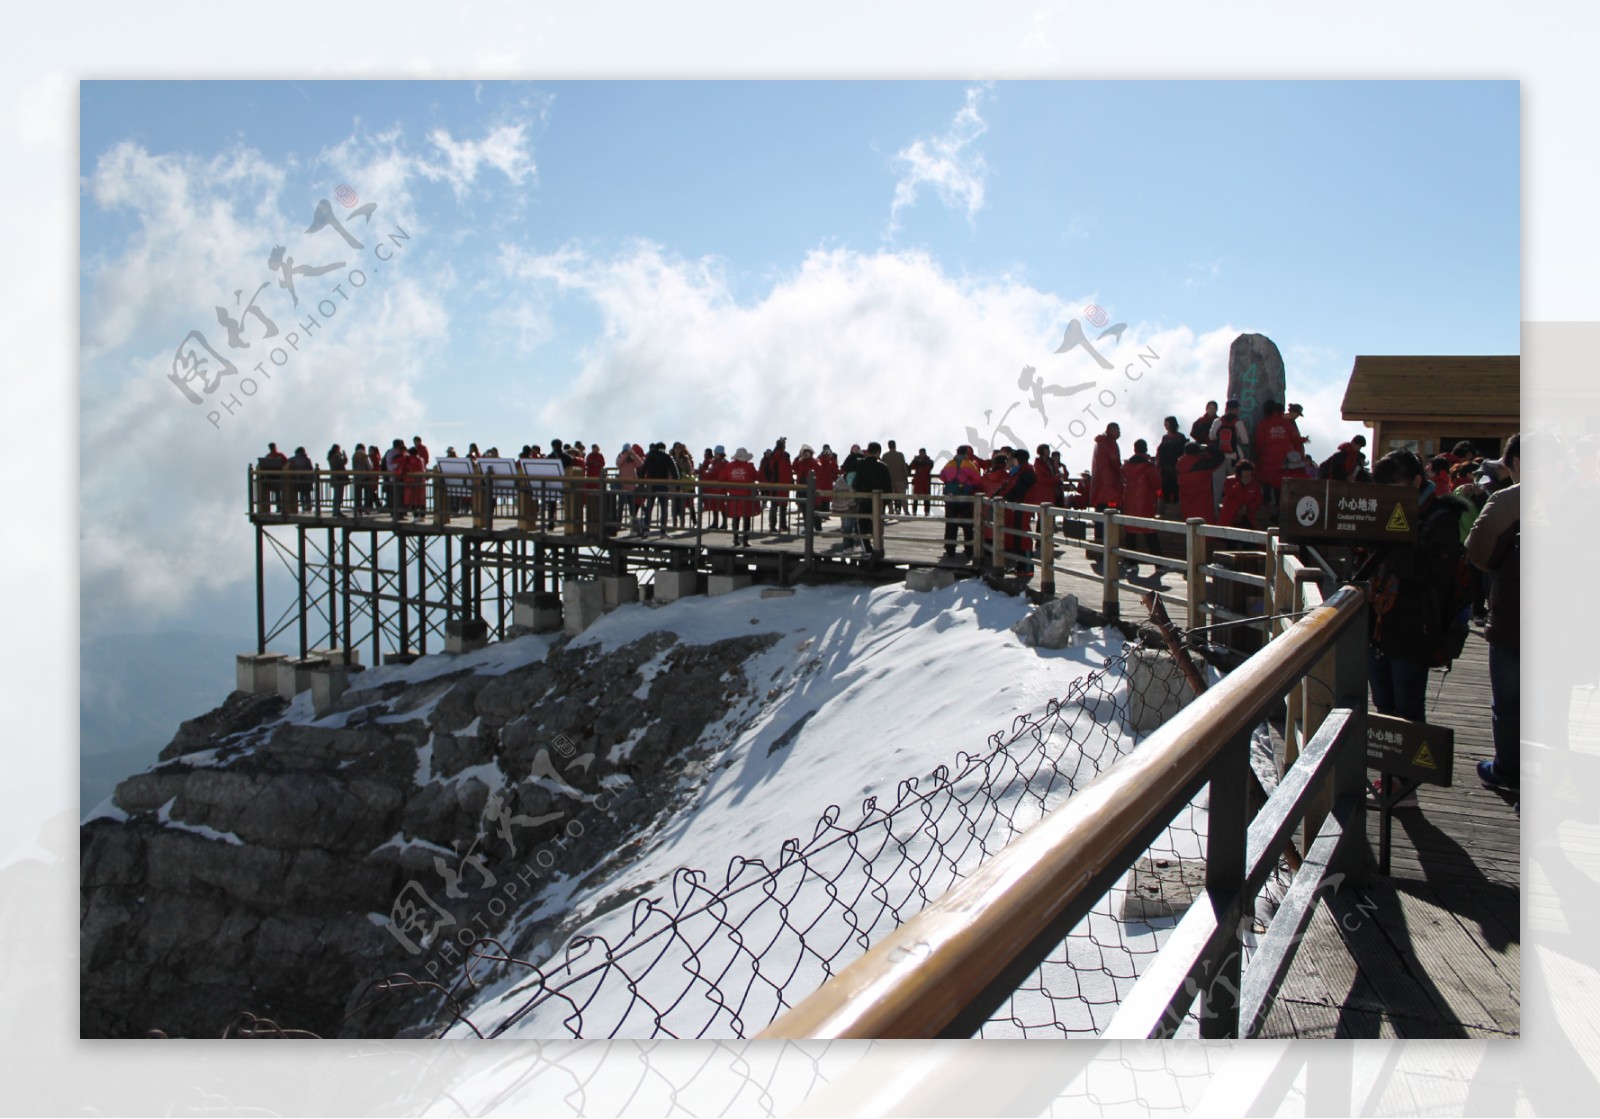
xmin=308 ymin=646 xmax=361 ymax=667
xmin=277 ymin=656 xmax=329 ymax=700
xmin=563 ymin=579 xmax=606 ymax=635
xmin=445 ymin=618 xmax=490 ymax=655
xmin=654 ymin=570 xmax=699 ymax=604
xmin=707 ymin=574 xmax=753 ymax=597
xmin=237 ymin=652 xmax=288 ymax=695
xmin=600 ymin=574 xmax=639 ymax=612
xmin=512 ymin=591 xmax=563 ymax=633
xmin=310 ymin=663 xmax=363 ymax=715
xmin=382 ymin=651 xmax=421 ymax=666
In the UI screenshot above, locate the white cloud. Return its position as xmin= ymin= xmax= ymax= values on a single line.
xmin=78 ymin=132 xmax=461 ymax=633
xmin=497 ymin=241 xmax=1348 ymax=470
xmin=421 ymin=121 xmax=538 ymax=199
xmin=887 ymin=85 xmax=992 ymax=236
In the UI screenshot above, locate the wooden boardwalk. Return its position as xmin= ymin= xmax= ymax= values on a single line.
xmin=1256 ymin=627 xmax=1522 ymax=1038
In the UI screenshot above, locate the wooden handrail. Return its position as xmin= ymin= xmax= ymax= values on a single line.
xmin=758 ymin=584 xmax=1366 ymax=1039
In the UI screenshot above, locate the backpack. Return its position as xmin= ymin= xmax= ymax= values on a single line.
xmin=1217 ymin=419 xmax=1235 ymax=456
xmin=942 ymin=460 xmax=975 ymax=497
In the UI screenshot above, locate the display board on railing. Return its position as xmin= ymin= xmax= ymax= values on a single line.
xmin=1279 ymin=479 xmax=1418 ymax=545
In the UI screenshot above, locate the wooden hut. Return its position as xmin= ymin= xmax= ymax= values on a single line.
xmin=1340 ymin=355 xmax=1520 ymax=459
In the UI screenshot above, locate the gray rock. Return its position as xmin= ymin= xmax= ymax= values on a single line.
xmin=1011 ymin=594 xmax=1081 ymax=648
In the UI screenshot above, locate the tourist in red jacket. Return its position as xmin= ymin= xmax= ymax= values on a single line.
xmin=1176 ymin=441 xmax=1224 ymax=523
xmin=1252 ymin=400 xmax=1298 ymax=504
xmin=1089 ymin=424 xmax=1124 ymax=509
xmin=1121 ymin=439 xmax=1162 ymax=577
xmin=1088 ymin=424 xmax=1124 ymax=573
xmin=814 ymin=445 xmax=840 ymax=515
xmin=399 ymin=447 xmax=427 ymax=518
xmin=1218 ymin=460 xmax=1265 ymax=529
xmin=723 ymin=448 xmax=761 ymax=545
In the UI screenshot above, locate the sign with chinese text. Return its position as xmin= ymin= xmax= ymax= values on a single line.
xmin=1280 ymin=480 xmax=1419 ymax=545
xmin=1364 ymin=712 xmax=1454 ymax=786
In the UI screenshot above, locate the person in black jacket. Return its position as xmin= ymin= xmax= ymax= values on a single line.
xmin=638 ymin=441 xmax=679 ymax=536
xmin=1363 ymin=450 xmax=1472 ymax=726
xmin=1156 ymin=416 xmax=1186 ymax=505
xmin=848 ymin=441 xmax=894 ymax=558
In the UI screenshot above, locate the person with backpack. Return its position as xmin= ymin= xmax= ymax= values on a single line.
xmin=1361 ymin=448 xmax=1474 ymax=736
xmin=638 ymin=441 xmax=678 ymax=536
xmin=1466 ymin=433 xmax=1519 ymax=800
xmin=1319 ymin=434 xmax=1368 ymax=481
xmin=940 ymin=445 xmax=983 ymax=560
xmin=1208 ymin=398 xmax=1250 ymax=505
xmin=327 ymin=443 xmax=349 ymax=516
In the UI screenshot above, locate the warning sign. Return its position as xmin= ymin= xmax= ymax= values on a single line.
xmin=1365 ymin=713 xmax=1454 ymax=786
xmin=1280 ymin=480 xmax=1420 ymax=545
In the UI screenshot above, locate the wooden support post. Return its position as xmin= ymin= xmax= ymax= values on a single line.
xmin=1101 ymin=510 xmax=1120 ymax=620
xmin=973 ymin=498 xmax=986 ymax=568
xmin=992 ymin=499 xmax=1006 ymax=568
xmin=1202 ymin=730 xmax=1249 ymax=1038
xmin=431 ymin=473 xmax=446 ymax=528
xmin=1185 ymin=517 xmax=1207 ymax=632
xmin=1039 ymin=504 xmax=1055 ymax=598
xmin=872 ymin=491 xmax=885 ymax=556
xmin=803 ymin=475 xmax=816 ymax=566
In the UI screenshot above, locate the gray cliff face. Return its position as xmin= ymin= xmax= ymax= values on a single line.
xmin=80 ymin=628 xmax=781 ymax=1038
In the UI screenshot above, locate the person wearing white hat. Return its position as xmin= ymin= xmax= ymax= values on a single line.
xmin=724 ymin=447 xmax=760 ymax=545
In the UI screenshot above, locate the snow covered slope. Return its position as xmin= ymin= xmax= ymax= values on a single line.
xmin=431 ymin=580 xmax=1201 ymax=1040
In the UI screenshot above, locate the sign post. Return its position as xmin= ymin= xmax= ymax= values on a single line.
xmin=1364 ymin=712 xmax=1455 ymax=874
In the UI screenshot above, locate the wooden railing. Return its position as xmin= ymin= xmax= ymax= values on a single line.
xmin=757 ymin=579 xmax=1370 ymax=1039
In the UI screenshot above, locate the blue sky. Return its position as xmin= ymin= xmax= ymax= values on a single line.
xmin=78 ymin=79 xmax=1518 ymax=641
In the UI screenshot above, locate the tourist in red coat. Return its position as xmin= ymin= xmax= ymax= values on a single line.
xmin=1087 ymin=424 xmax=1124 ymax=573
xmin=1026 ymin=443 xmax=1060 ymax=507
xmin=1120 ymin=439 xmax=1162 ymax=577
xmin=814 ymin=445 xmax=840 ymax=515
xmin=1218 ymin=460 xmax=1265 ymax=529
xmin=399 ymin=447 xmax=427 ymax=518
xmin=1089 ymin=424 xmax=1124 ymax=510
xmin=723 ymin=448 xmax=761 ymax=545
xmin=1251 ymin=400 xmax=1298 ymax=503
xmin=1176 ymin=441 xmax=1224 ymax=523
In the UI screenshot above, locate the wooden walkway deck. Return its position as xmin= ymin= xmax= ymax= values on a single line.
xmin=1256 ymin=627 xmax=1522 ymax=1038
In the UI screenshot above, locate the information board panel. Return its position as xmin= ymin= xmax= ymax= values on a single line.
xmin=1280 ymin=479 xmax=1419 ymax=545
